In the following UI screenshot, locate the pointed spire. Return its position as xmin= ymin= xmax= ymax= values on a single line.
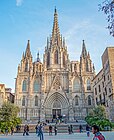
xmin=47 ymin=37 xmax=49 ymax=49
xmin=52 ymin=7 xmax=61 ymax=45
xmin=22 ymin=52 xmax=25 ymax=59
xmin=25 ymin=40 xmax=31 ymax=57
xmin=37 ymin=51 xmax=40 ymax=62
xmin=81 ymin=40 xmax=87 ymax=58
xmin=87 ymin=51 xmax=90 ymax=58
xmin=63 ymin=37 xmax=65 ymax=47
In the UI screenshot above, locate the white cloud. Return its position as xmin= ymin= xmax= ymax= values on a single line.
xmin=16 ymin=0 xmax=23 ymax=6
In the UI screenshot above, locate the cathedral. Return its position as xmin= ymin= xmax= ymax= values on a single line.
xmin=14 ymin=8 xmax=95 ymax=122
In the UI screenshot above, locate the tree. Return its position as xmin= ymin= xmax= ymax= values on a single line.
xmin=85 ymin=105 xmax=112 ymax=130
xmin=0 ymin=102 xmax=22 ymax=132
xmin=99 ymin=0 xmax=114 ymax=37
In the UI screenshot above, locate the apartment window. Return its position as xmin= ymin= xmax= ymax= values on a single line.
xmin=105 ymin=87 xmax=107 ymax=95
xmin=108 ymin=75 xmax=110 ymax=80
xmin=98 ymin=85 xmax=101 ymax=92
xmin=109 ymin=88 xmax=111 ymax=93
xmin=99 ymin=94 xmax=102 ymax=102
xmin=95 ymin=88 xmax=97 ymax=95
xmin=96 ymin=97 xmax=98 ymax=104
xmin=102 ymin=82 xmax=104 ymax=88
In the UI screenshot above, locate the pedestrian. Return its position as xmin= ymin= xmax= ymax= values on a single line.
xmin=54 ymin=125 xmax=57 ymax=135
xmin=35 ymin=122 xmax=40 ymax=135
xmin=5 ymin=126 xmax=8 ymax=136
xmin=26 ymin=124 xmax=29 ymax=135
xmin=49 ymin=125 xmax=53 ymax=135
xmin=70 ymin=124 xmax=73 ymax=134
xmin=11 ymin=126 xmax=14 ymax=135
xmin=68 ymin=125 xmax=71 ymax=134
xmin=92 ymin=125 xmax=105 ymax=140
xmin=86 ymin=124 xmax=90 ymax=137
xmin=79 ymin=124 xmax=83 ymax=133
xmin=23 ymin=125 xmax=27 ymax=136
xmin=38 ymin=123 xmax=44 ymax=140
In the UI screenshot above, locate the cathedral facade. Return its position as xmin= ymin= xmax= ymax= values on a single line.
xmin=15 ymin=9 xmax=95 ymax=122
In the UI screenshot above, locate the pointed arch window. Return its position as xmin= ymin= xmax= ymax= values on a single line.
xmin=86 ymin=79 xmax=91 ymax=90
xmin=25 ymin=61 xmax=29 ymax=72
xmin=75 ymin=96 xmax=79 ymax=106
xmin=54 ymin=50 xmax=58 ymax=64
xmin=86 ymin=60 xmax=89 ymax=72
xmin=35 ymin=96 xmax=38 ymax=106
xmin=73 ymin=79 xmax=80 ymax=92
xmin=88 ymin=95 xmax=92 ymax=105
xmin=33 ymin=80 xmax=40 ymax=92
xmin=22 ymin=80 xmax=27 ymax=92
xmin=22 ymin=96 xmax=26 ymax=106
xmin=47 ymin=52 xmax=50 ymax=66
xmin=63 ymin=52 xmax=65 ymax=66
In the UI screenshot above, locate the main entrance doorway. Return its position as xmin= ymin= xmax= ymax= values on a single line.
xmin=52 ymin=109 xmax=61 ymax=119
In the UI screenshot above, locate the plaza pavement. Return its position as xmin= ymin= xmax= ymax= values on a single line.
xmin=0 ymin=132 xmax=114 ymax=140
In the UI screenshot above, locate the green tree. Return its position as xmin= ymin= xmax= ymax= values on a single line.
xmin=99 ymin=0 xmax=114 ymax=37
xmin=85 ymin=105 xmax=112 ymax=130
xmin=0 ymin=102 xmax=22 ymax=132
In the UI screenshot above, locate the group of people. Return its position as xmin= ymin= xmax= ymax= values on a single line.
xmin=49 ymin=125 xmax=57 ymax=135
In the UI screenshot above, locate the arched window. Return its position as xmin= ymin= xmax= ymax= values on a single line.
xmin=33 ymin=80 xmax=40 ymax=92
xmin=75 ymin=96 xmax=79 ymax=106
xmin=86 ymin=60 xmax=89 ymax=72
xmin=88 ymin=95 xmax=92 ymax=105
xmin=25 ymin=61 xmax=28 ymax=72
xmin=73 ymin=79 xmax=80 ymax=92
xmin=63 ymin=53 xmax=65 ymax=66
xmin=35 ymin=96 xmax=38 ymax=106
xmin=22 ymin=96 xmax=26 ymax=106
xmin=54 ymin=50 xmax=58 ymax=64
xmin=86 ymin=79 xmax=91 ymax=90
xmin=47 ymin=52 xmax=50 ymax=66
xmin=22 ymin=80 xmax=27 ymax=92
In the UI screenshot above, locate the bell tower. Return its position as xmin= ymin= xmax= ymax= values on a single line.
xmin=43 ymin=8 xmax=69 ymax=71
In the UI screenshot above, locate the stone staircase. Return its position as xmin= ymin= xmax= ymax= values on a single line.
xmin=16 ymin=123 xmax=87 ymax=133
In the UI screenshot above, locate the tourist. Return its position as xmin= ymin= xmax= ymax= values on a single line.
xmin=92 ymin=125 xmax=105 ymax=140
xmin=5 ymin=126 xmax=8 ymax=136
xmin=23 ymin=125 xmax=27 ymax=136
xmin=68 ymin=125 xmax=71 ymax=134
xmin=70 ymin=124 xmax=73 ymax=134
xmin=54 ymin=125 xmax=57 ymax=135
xmin=26 ymin=124 xmax=29 ymax=135
xmin=35 ymin=122 xmax=40 ymax=135
xmin=49 ymin=125 xmax=53 ymax=135
xmin=79 ymin=124 xmax=83 ymax=133
xmin=11 ymin=126 xmax=14 ymax=135
xmin=86 ymin=124 xmax=90 ymax=137
xmin=38 ymin=123 xmax=44 ymax=140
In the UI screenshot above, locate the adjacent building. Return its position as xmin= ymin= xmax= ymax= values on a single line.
xmin=14 ymin=9 xmax=95 ymax=122
xmin=93 ymin=47 xmax=114 ymax=121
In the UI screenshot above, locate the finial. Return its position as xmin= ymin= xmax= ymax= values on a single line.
xmin=55 ymin=6 xmax=57 ymax=13
xmin=37 ymin=51 xmax=40 ymax=62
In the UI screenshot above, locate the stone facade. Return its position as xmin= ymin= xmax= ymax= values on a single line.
xmin=0 ymin=84 xmax=6 ymax=107
xmin=14 ymin=9 xmax=95 ymax=122
xmin=93 ymin=47 xmax=114 ymax=121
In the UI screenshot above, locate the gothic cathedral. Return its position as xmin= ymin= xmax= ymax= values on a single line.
xmin=15 ymin=8 xmax=95 ymax=122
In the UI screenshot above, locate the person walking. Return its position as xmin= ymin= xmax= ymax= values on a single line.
xmin=35 ymin=122 xmax=40 ymax=135
xmin=38 ymin=123 xmax=44 ymax=140
xmin=70 ymin=124 xmax=73 ymax=134
xmin=68 ymin=125 xmax=71 ymax=134
xmin=54 ymin=125 xmax=57 ymax=135
xmin=49 ymin=125 xmax=53 ymax=135
xmin=11 ymin=126 xmax=14 ymax=135
xmin=79 ymin=124 xmax=83 ymax=133
xmin=92 ymin=125 xmax=105 ymax=140
xmin=5 ymin=126 xmax=8 ymax=136
xmin=26 ymin=124 xmax=29 ymax=135
xmin=23 ymin=125 xmax=27 ymax=136
xmin=86 ymin=124 xmax=90 ymax=137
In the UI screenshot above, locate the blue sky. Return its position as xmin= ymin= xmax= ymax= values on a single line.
xmin=0 ymin=0 xmax=114 ymax=92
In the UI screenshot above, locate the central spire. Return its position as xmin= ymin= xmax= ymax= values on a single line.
xmin=51 ymin=7 xmax=61 ymax=45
